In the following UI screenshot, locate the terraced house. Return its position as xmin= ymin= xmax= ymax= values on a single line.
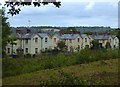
xmin=6 ymin=31 xmax=119 ymax=55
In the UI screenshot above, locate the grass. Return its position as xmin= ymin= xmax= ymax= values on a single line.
xmin=3 ymin=49 xmax=120 ymax=78
xmin=3 ymin=58 xmax=119 ymax=85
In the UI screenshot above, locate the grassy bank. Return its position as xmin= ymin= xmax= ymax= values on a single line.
xmin=3 ymin=58 xmax=119 ymax=85
xmin=3 ymin=49 xmax=120 ymax=78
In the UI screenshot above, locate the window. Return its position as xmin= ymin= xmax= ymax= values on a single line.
xmin=7 ymin=48 xmax=10 ymax=53
xmin=78 ymin=38 xmax=80 ymax=42
xmin=69 ymin=40 xmax=72 ymax=43
xmin=54 ymin=38 xmax=56 ymax=42
xmin=35 ymin=38 xmax=38 ymax=43
xmin=45 ymin=48 xmax=47 ymax=51
xmin=25 ymin=48 xmax=28 ymax=53
xmin=35 ymin=48 xmax=38 ymax=54
xmin=25 ymin=39 xmax=28 ymax=44
xmin=114 ymin=45 xmax=116 ymax=48
xmin=45 ymin=38 xmax=47 ymax=42
xmin=115 ymin=39 xmax=117 ymax=43
xmin=85 ymin=38 xmax=87 ymax=42
xmin=109 ymin=39 xmax=111 ymax=42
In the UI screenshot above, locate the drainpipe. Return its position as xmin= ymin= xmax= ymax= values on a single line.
xmin=41 ymin=38 xmax=43 ymax=52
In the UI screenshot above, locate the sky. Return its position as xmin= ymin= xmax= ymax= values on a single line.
xmin=0 ymin=0 xmax=119 ymax=28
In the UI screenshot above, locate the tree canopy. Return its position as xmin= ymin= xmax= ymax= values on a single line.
xmin=4 ymin=0 xmax=61 ymax=16
xmin=1 ymin=9 xmax=11 ymax=57
xmin=57 ymin=40 xmax=66 ymax=51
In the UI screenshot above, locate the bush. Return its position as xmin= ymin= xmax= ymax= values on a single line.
xmin=3 ymin=49 xmax=119 ymax=78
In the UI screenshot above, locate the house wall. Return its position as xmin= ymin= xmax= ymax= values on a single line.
xmin=82 ymin=36 xmax=91 ymax=49
xmin=51 ymin=35 xmax=59 ymax=49
xmin=41 ymin=35 xmax=52 ymax=51
xmin=113 ymin=37 xmax=119 ymax=49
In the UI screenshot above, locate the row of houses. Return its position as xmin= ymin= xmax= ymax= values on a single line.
xmin=6 ymin=31 xmax=119 ymax=55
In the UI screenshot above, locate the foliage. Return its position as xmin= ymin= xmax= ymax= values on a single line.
xmin=2 ymin=10 xmax=11 ymax=57
xmin=3 ymin=59 xmax=118 ymax=85
xmin=7 ymin=36 xmax=17 ymax=55
xmin=57 ymin=40 xmax=66 ymax=51
xmin=91 ymin=40 xmax=100 ymax=49
xmin=4 ymin=1 xmax=61 ymax=16
xmin=3 ymin=49 xmax=120 ymax=78
xmin=116 ymin=30 xmax=120 ymax=49
xmin=60 ymin=27 xmax=80 ymax=34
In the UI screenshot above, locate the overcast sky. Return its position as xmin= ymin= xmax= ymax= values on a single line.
xmin=0 ymin=0 xmax=119 ymax=28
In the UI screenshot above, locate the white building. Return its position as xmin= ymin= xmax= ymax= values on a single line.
xmin=6 ymin=32 xmax=119 ymax=55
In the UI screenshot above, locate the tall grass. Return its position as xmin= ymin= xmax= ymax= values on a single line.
xmin=3 ymin=49 xmax=120 ymax=78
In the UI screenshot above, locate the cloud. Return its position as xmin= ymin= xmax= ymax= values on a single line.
xmin=6 ymin=1 xmax=118 ymax=28
xmin=85 ymin=2 xmax=95 ymax=10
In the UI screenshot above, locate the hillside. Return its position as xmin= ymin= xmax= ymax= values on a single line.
xmin=3 ymin=58 xmax=119 ymax=85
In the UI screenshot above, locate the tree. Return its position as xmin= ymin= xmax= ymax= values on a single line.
xmin=91 ymin=40 xmax=100 ymax=49
xmin=4 ymin=0 xmax=61 ymax=16
xmin=7 ymin=36 xmax=17 ymax=56
xmin=57 ymin=40 xmax=66 ymax=51
xmin=1 ymin=8 xmax=11 ymax=57
xmin=117 ymin=30 xmax=120 ymax=49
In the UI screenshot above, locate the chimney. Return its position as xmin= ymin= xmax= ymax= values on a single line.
xmin=27 ymin=29 xmax=31 ymax=33
xmin=16 ymin=28 xmax=21 ymax=34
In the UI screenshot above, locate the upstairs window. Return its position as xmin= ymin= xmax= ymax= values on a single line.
xmin=35 ymin=38 xmax=38 ymax=43
xmin=85 ymin=38 xmax=87 ymax=42
xmin=45 ymin=38 xmax=47 ymax=42
xmin=54 ymin=38 xmax=56 ymax=42
xmin=78 ymin=38 xmax=80 ymax=42
xmin=69 ymin=39 xmax=72 ymax=43
xmin=35 ymin=48 xmax=38 ymax=54
xmin=25 ymin=39 xmax=28 ymax=44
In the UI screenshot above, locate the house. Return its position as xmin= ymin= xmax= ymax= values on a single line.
xmin=81 ymin=34 xmax=92 ymax=49
xmin=52 ymin=34 xmax=82 ymax=52
xmin=6 ymin=32 xmax=52 ymax=55
xmin=109 ymin=35 xmax=119 ymax=49
xmin=90 ymin=35 xmax=119 ymax=49
xmin=6 ymin=30 xmax=119 ymax=55
xmin=37 ymin=33 xmax=52 ymax=51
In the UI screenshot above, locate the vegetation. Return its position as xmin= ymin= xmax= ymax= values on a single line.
xmin=3 ymin=49 xmax=120 ymax=78
xmin=57 ymin=40 xmax=66 ymax=51
xmin=2 ymin=9 xmax=11 ymax=57
xmin=7 ymin=36 xmax=17 ymax=56
xmin=3 ymin=58 xmax=119 ymax=85
xmin=4 ymin=1 xmax=61 ymax=16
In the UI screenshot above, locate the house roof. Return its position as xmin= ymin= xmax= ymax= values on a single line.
xmin=11 ymin=33 xmax=21 ymax=38
xmin=90 ymin=35 xmax=109 ymax=40
xmin=38 ymin=33 xmax=48 ymax=38
xmin=80 ymin=34 xmax=87 ymax=38
xmin=56 ymin=34 xmax=80 ymax=40
xmin=22 ymin=33 xmax=35 ymax=39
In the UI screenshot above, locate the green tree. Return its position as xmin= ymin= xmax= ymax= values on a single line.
xmin=2 ymin=8 xmax=11 ymax=57
xmin=117 ymin=30 xmax=120 ymax=49
xmin=7 ymin=36 xmax=17 ymax=56
xmin=57 ymin=40 xmax=66 ymax=51
xmin=91 ymin=40 xmax=100 ymax=49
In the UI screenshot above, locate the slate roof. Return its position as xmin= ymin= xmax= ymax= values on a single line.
xmin=38 ymin=33 xmax=48 ymax=38
xmin=11 ymin=33 xmax=21 ymax=39
xmin=81 ymin=34 xmax=87 ymax=38
xmin=22 ymin=33 xmax=35 ymax=39
xmin=56 ymin=34 xmax=80 ymax=40
xmin=10 ymin=33 xmax=35 ymax=39
xmin=90 ymin=35 xmax=109 ymax=40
